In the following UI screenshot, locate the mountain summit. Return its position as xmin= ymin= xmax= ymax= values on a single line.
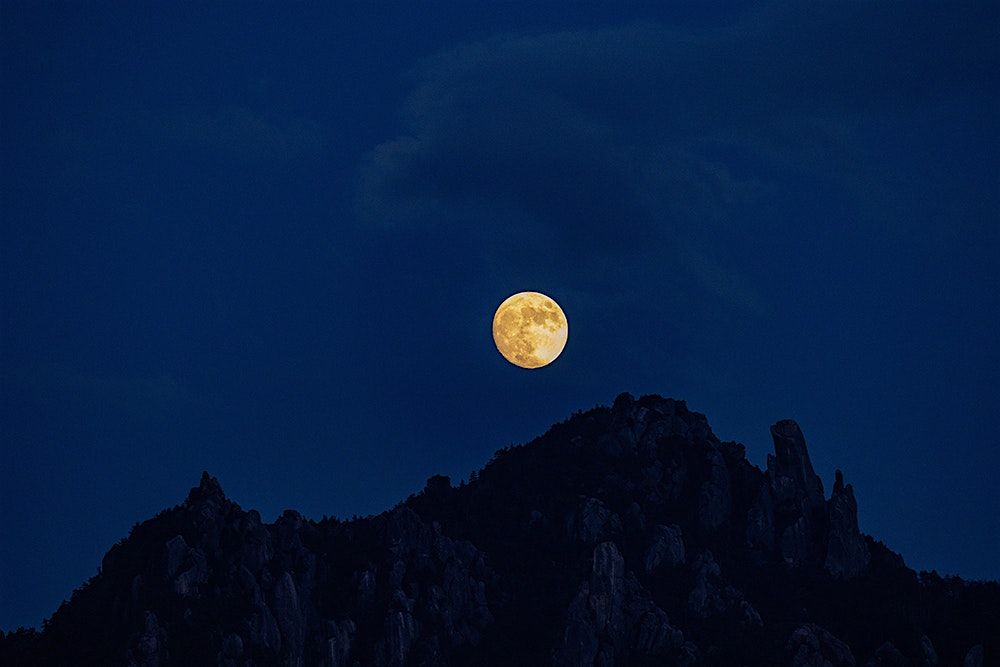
xmin=1 ymin=394 xmax=995 ymax=665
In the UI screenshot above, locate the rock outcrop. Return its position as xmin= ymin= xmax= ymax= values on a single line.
xmin=918 ymin=635 xmax=939 ymax=666
xmin=2 ymin=394 xmax=997 ymax=666
xmin=964 ymin=644 xmax=984 ymax=667
xmin=866 ymin=641 xmax=906 ymax=667
xmin=555 ymin=542 xmax=683 ymax=665
xmin=644 ymin=524 xmax=685 ymax=573
xmin=787 ymin=623 xmax=856 ymax=667
xmin=768 ymin=420 xmax=827 ymax=565
xmin=566 ymin=496 xmax=622 ymax=545
xmin=825 ymin=470 xmax=871 ymax=579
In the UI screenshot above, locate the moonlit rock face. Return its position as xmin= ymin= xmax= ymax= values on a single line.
xmin=492 ymin=291 xmax=568 ymax=369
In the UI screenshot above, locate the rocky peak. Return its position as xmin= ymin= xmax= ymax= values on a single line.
xmin=833 ymin=469 xmax=846 ymax=495
xmin=610 ymin=393 xmax=710 ymax=432
xmin=767 ymin=420 xmax=825 ymax=511
xmin=825 ymin=469 xmax=871 ymax=579
xmin=766 ymin=420 xmax=829 ymax=565
xmin=185 ymin=471 xmax=227 ymax=506
xmin=4 ymin=394 xmax=997 ymax=667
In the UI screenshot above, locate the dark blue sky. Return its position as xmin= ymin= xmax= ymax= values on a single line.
xmin=2 ymin=1 xmax=997 ymax=630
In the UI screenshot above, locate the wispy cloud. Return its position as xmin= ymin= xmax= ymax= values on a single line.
xmin=357 ymin=4 xmax=997 ymax=313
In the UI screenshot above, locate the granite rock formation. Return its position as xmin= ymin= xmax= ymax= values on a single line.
xmin=1 ymin=394 xmax=996 ymax=665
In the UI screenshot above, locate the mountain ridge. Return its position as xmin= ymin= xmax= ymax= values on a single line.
xmin=1 ymin=393 xmax=996 ymax=666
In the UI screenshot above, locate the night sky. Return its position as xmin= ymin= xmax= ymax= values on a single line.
xmin=2 ymin=2 xmax=997 ymax=630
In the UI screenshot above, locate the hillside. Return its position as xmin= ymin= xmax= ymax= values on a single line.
xmin=1 ymin=394 xmax=995 ymax=666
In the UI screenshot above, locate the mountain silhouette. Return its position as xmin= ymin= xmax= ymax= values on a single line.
xmin=1 ymin=394 xmax=996 ymax=666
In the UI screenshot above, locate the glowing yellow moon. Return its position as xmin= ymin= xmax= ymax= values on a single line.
xmin=492 ymin=291 xmax=568 ymax=369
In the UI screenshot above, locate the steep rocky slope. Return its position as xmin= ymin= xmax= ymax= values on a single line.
xmin=1 ymin=394 xmax=996 ymax=666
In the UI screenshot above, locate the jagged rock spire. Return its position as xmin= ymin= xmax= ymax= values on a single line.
xmin=185 ymin=471 xmax=225 ymax=506
xmin=767 ymin=420 xmax=825 ymax=512
xmin=768 ymin=420 xmax=827 ymax=565
xmin=825 ymin=469 xmax=871 ymax=579
xmin=6 ymin=394 xmax=994 ymax=667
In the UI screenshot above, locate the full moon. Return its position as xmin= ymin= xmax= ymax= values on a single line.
xmin=492 ymin=291 xmax=568 ymax=369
